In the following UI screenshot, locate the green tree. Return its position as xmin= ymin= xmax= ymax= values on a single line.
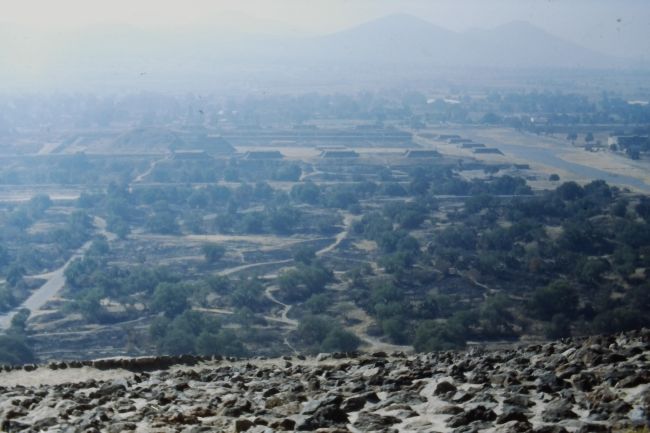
xmin=0 ymin=286 xmax=17 ymax=311
xmin=202 ymin=243 xmax=226 ymax=263
xmin=27 ymin=194 xmax=52 ymax=218
xmin=481 ymin=112 xmax=502 ymax=124
xmin=291 ymin=182 xmax=321 ymax=204
xmin=6 ymin=264 xmax=26 ymax=287
xmin=0 ymin=335 xmax=35 ymax=365
xmin=162 ymin=327 xmax=196 ymax=355
xmin=321 ymin=328 xmax=361 ymax=353
xmin=88 ymin=237 xmax=110 ymax=257
xmin=196 ymin=329 xmax=247 ymax=357
xmin=296 ymin=315 xmax=332 ymax=347
xmin=151 ymin=283 xmax=189 ymax=317
xmin=230 ymin=278 xmax=266 ymax=312
xmin=413 ymin=320 xmax=466 ymax=352
xmin=0 ymin=245 xmax=10 ymax=268
xmin=293 ymin=247 xmax=316 ymax=265
xmin=381 ymin=317 xmax=409 ymax=344
xmin=545 ymin=314 xmax=571 ymax=339
xmin=529 ymin=280 xmax=579 ymax=321
xmin=9 ymin=308 xmax=30 ymax=334
xmin=277 ymin=264 xmax=333 ymax=303
xmin=76 ymin=288 xmax=105 ymax=322
xmin=305 ymin=293 xmax=330 ymax=314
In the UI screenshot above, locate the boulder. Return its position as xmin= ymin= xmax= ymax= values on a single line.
xmin=447 ymin=406 xmax=497 ymax=428
xmin=496 ymin=406 xmax=530 ymax=424
xmin=234 ymin=419 xmax=254 ymax=432
xmin=434 ymin=381 xmax=457 ymax=396
xmin=353 ymin=412 xmax=400 ymax=432
xmin=541 ymin=399 xmax=578 ymax=422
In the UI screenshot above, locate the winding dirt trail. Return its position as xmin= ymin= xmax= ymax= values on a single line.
xmin=346 ymin=304 xmax=414 ymax=353
xmin=216 ymin=259 xmax=293 ymax=277
xmin=215 ymin=212 xmax=355 ymax=278
xmin=263 ymin=285 xmax=298 ymax=328
xmin=263 ymin=285 xmax=300 ymax=355
xmin=200 ymin=212 xmax=389 ymax=354
xmin=315 ymin=213 xmax=357 ymax=257
xmin=357 ymin=333 xmax=413 ymax=353
xmin=132 ymin=156 xmax=168 ymax=184
xmin=213 ymin=212 xmax=357 ymax=353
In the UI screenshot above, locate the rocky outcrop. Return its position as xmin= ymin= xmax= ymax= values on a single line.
xmin=0 ymin=329 xmax=648 ymax=432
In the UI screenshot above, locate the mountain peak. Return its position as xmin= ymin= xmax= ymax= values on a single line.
xmin=328 ymin=13 xmax=452 ymax=38
xmin=492 ymin=20 xmax=553 ymax=36
xmin=365 ymin=13 xmax=437 ymax=27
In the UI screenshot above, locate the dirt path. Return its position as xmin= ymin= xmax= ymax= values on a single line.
xmin=358 ymin=333 xmax=413 ymax=353
xmin=262 ymin=285 xmax=300 ymax=355
xmin=214 ymin=211 xmax=355 ymax=278
xmin=36 ymin=142 xmax=61 ymax=155
xmin=132 ymin=156 xmax=168 ymax=184
xmin=316 ymin=213 xmax=357 ymax=256
xmin=93 ymin=216 xmax=117 ymax=241
xmin=299 ymin=168 xmax=323 ymax=182
xmin=216 ymin=259 xmax=293 ymax=277
xmin=198 ymin=212 xmax=367 ymax=354
xmin=345 ymin=304 xmax=414 ymax=353
xmin=458 ymin=270 xmax=498 ymax=302
xmin=263 ymin=286 xmax=298 ymax=327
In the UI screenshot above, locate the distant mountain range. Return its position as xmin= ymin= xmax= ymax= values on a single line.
xmin=0 ymin=14 xmax=643 ymax=91
xmin=294 ymin=14 xmax=617 ymax=69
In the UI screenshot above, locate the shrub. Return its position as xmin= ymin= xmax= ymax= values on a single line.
xmin=0 ymin=335 xmax=35 ymax=365
xmin=320 ymin=328 xmax=361 ymax=353
xmin=413 ymin=320 xmax=466 ymax=352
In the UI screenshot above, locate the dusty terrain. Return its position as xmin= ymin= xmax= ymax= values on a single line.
xmin=1 ymin=330 xmax=648 ymax=433
xmin=419 ymin=127 xmax=650 ymax=193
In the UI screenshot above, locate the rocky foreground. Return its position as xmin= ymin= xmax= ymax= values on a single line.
xmin=1 ymin=331 xmax=649 ymax=433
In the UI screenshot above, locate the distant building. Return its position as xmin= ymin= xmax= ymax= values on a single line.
xmin=175 ymin=133 xmax=235 ymax=154
xmin=171 ymin=150 xmax=211 ymax=160
xmin=473 ymin=148 xmax=503 ymax=155
xmin=320 ymin=150 xmax=359 ymax=158
xmin=316 ymin=145 xmax=348 ymax=151
xmin=243 ymin=151 xmax=284 ymax=160
xmin=404 ymin=149 xmax=441 ymax=158
xmin=438 ymin=134 xmax=461 ymax=141
xmin=460 ymin=142 xmax=486 ymax=149
xmin=609 ymin=135 xmax=649 ymax=148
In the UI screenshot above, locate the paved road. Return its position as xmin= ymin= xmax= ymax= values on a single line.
xmin=0 ymin=240 xmax=92 ymax=330
xmin=0 ymin=217 xmax=111 ymax=331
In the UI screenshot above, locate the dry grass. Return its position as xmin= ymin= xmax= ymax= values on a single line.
xmin=354 ymin=240 xmax=377 ymax=252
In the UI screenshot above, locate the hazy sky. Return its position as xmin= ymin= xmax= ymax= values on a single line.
xmin=2 ymin=0 xmax=648 ymax=58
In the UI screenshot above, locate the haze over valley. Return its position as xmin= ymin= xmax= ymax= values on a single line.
xmin=1 ymin=2 xmax=650 ymax=432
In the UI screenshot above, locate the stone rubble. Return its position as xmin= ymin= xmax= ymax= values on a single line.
xmin=0 ymin=330 xmax=648 ymax=432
